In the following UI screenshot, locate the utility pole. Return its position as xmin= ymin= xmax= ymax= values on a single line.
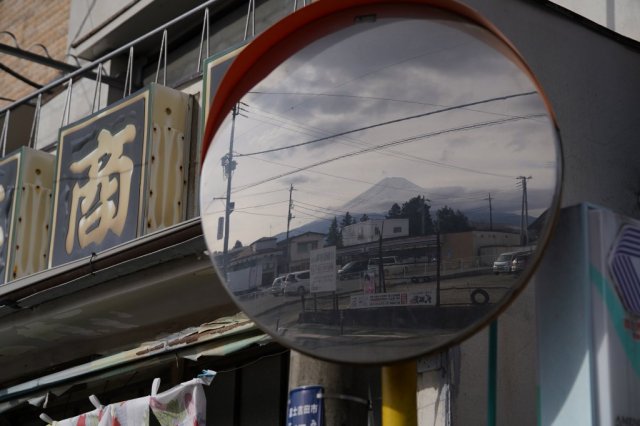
xmin=289 ymin=352 xmax=372 ymax=426
xmin=378 ymin=220 xmax=386 ymax=293
xmin=421 ymin=196 xmax=426 ymax=236
xmin=285 ymin=184 xmax=294 ymax=272
xmin=517 ymin=176 xmax=531 ymax=246
xmin=420 ymin=196 xmax=431 ymax=235
xmin=485 ymin=193 xmax=493 ymax=231
xmin=221 ymin=104 xmax=239 ymax=263
xmin=436 ymin=224 xmax=441 ymax=307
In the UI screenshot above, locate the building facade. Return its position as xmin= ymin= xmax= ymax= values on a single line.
xmin=0 ymin=0 xmax=638 ymax=425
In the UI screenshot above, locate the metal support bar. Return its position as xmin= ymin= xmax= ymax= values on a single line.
xmin=28 ymin=94 xmax=42 ymax=149
xmin=196 ymin=8 xmax=210 ymax=73
xmin=61 ymin=79 xmax=73 ymax=127
xmin=0 ymin=43 xmax=124 ymax=89
xmin=0 ymin=110 xmax=9 ymax=157
xmin=91 ymin=64 xmax=104 ymax=113
xmin=293 ymin=0 xmax=307 ymax=11
xmin=244 ymin=0 xmax=256 ymax=40
xmin=123 ymin=47 xmax=134 ymax=98
xmin=0 ymin=31 xmax=19 ymax=47
xmin=154 ymin=30 xmax=168 ymax=86
xmin=28 ymin=43 xmax=52 ymax=59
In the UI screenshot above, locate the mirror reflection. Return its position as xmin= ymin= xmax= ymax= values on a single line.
xmin=201 ymin=8 xmax=559 ymax=363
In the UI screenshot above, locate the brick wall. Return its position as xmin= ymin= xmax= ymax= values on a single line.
xmin=0 ymin=0 xmax=70 ymax=108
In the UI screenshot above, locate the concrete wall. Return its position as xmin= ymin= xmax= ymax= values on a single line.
xmin=68 ymin=0 xmax=142 ymax=49
xmin=439 ymin=1 xmax=640 ymax=424
xmin=550 ymin=0 xmax=640 ymax=42
xmin=466 ymin=0 xmax=640 ymax=216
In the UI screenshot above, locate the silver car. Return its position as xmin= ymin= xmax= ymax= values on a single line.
xmin=493 ymin=251 xmax=527 ymax=274
xmin=270 ymin=276 xmax=286 ymax=296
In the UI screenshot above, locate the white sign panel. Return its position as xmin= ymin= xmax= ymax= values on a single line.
xmin=349 ymin=291 xmax=435 ymax=309
xmin=310 ymin=246 xmax=336 ymax=293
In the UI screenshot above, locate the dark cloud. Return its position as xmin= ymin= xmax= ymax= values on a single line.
xmin=202 ymin=12 xmax=560 ymax=248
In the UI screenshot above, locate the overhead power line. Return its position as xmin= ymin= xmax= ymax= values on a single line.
xmin=235 ymin=91 xmax=537 ymax=157
xmin=248 ymin=90 xmax=540 ymax=121
xmin=239 ymin=105 xmax=436 ymax=168
xmin=205 ymin=199 xmax=290 ymax=216
xmin=233 ymin=114 xmax=543 ymax=194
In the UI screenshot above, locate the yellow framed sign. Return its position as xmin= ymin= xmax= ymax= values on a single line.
xmin=49 ymin=83 xmax=193 ymax=268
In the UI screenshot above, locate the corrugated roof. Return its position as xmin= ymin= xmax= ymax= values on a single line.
xmin=0 ymin=313 xmax=271 ymax=412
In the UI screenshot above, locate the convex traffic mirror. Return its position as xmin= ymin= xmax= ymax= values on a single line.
xmin=200 ymin=0 xmax=561 ymax=364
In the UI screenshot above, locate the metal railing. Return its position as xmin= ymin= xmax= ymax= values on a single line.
xmin=0 ymin=0 xmax=227 ymax=115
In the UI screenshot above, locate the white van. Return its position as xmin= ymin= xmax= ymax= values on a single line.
xmin=283 ymin=270 xmax=310 ymax=296
xmin=493 ymin=251 xmax=528 ymax=274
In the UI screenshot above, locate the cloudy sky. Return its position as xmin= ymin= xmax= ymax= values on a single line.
xmin=201 ymin=11 xmax=559 ymax=251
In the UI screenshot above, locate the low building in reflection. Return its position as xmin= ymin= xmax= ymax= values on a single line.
xmin=220 ymin=224 xmax=534 ymax=295
xmin=339 ymin=228 xmax=530 ymax=276
xmin=279 ymin=231 xmax=326 ymax=272
xmin=226 ymin=237 xmax=283 ymax=293
xmin=444 ymin=230 xmax=524 ymax=269
xmin=342 ymin=218 xmax=409 ymax=246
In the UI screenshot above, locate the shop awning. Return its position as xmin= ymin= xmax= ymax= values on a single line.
xmin=0 ymin=313 xmax=271 ymax=414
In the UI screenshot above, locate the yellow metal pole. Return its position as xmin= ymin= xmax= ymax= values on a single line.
xmin=382 ymin=360 xmax=417 ymax=426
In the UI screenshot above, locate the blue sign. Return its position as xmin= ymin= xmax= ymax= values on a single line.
xmin=286 ymin=385 xmax=323 ymax=426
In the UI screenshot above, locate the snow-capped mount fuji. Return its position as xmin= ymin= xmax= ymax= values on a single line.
xmin=339 ymin=176 xmax=428 ymax=215
xmin=276 ymin=176 xmax=533 ymax=241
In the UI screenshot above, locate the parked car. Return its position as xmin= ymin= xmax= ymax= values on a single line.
xmin=368 ymin=256 xmax=404 ymax=277
xmin=283 ymin=270 xmax=311 ymax=296
xmin=367 ymin=256 xmax=401 ymax=267
xmin=270 ymin=276 xmax=286 ymax=296
xmin=511 ymin=252 xmax=532 ymax=273
xmin=493 ymin=251 xmax=529 ymax=274
xmin=338 ymin=260 xmax=369 ymax=280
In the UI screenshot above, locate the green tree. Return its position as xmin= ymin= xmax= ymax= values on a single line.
xmin=385 ymin=197 xmax=433 ymax=236
xmin=233 ymin=240 xmax=243 ymax=249
xmin=436 ymin=205 xmax=472 ymax=233
xmin=326 ymin=216 xmax=342 ymax=247
xmin=359 ymin=213 xmax=370 ymax=222
xmin=387 ymin=203 xmax=402 ymax=219
xmin=402 ymin=196 xmax=434 ymax=236
xmin=340 ymin=211 xmax=354 ymax=229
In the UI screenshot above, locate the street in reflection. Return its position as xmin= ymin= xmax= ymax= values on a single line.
xmin=200 ymin=7 xmax=559 ymax=363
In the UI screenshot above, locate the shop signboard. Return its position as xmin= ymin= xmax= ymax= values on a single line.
xmin=197 ymin=43 xmax=248 ymax=217
xmin=0 ymin=148 xmax=54 ymax=283
xmin=200 ymin=43 xmax=248 ymax=139
xmin=49 ymin=83 xmax=192 ymax=267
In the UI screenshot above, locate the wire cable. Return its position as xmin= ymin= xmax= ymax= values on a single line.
xmin=233 ymin=114 xmax=543 ymax=194
xmin=248 ymin=90 xmax=540 ymax=121
xmin=235 ymin=91 xmax=537 ymax=158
